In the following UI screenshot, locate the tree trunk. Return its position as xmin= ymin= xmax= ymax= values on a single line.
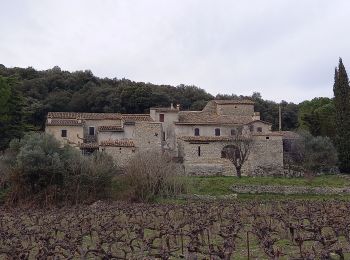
xmin=236 ymin=167 xmax=242 ymax=178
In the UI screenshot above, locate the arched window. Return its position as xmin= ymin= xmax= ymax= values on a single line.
xmin=215 ymin=128 xmax=221 ymax=136
xmin=194 ymin=128 xmax=200 ymax=136
xmin=230 ymin=129 xmax=236 ymax=136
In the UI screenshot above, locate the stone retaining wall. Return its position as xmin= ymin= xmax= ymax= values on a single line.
xmin=230 ymin=184 xmax=350 ymax=195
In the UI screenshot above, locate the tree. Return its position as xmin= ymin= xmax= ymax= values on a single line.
xmin=300 ymin=131 xmax=338 ymax=174
xmin=222 ymin=131 xmax=253 ymax=178
xmin=123 ymin=150 xmax=186 ymax=202
xmin=298 ymin=97 xmax=335 ymax=138
xmin=4 ymin=132 xmax=115 ymax=205
xmin=333 ymin=58 xmax=350 ymax=173
xmin=0 ymin=76 xmax=25 ymax=150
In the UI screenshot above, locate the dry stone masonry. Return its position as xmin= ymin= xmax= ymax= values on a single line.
xmin=45 ymin=99 xmax=287 ymax=176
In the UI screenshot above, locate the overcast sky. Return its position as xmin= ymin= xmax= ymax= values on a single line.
xmin=1 ymin=0 xmax=350 ymax=103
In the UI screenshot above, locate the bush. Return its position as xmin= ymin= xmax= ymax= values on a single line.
xmin=122 ymin=150 xmax=186 ymax=202
xmin=4 ymin=132 xmax=116 ymax=206
xmin=288 ymin=131 xmax=339 ymax=176
xmin=303 ymin=133 xmax=338 ymax=174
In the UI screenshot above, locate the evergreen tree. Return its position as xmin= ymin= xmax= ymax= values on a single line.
xmin=0 ymin=76 xmax=25 ymax=150
xmin=333 ymin=58 xmax=350 ymax=172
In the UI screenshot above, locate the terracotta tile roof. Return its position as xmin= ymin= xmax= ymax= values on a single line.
xmin=177 ymin=111 xmax=253 ymax=125
xmin=79 ymin=143 xmax=99 ymax=149
xmin=179 ymin=136 xmax=233 ymax=142
xmin=213 ymin=99 xmax=255 ymax=105
xmin=252 ymin=132 xmax=283 ymax=136
xmin=46 ymin=119 xmax=83 ymax=126
xmin=47 ymin=112 xmax=122 ymax=120
xmin=121 ymin=114 xmax=153 ymax=122
xmin=247 ymin=120 xmax=272 ymax=125
xmin=149 ymin=107 xmax=179 ymax=113
xmin=100 ymin=139 xmax=135 ymax=147
xmin=179 ymin=136 xmax=253 ymax=142
xmin=98 ymin=125 xmax=124 ymax=132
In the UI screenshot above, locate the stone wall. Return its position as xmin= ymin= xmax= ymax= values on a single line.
xmin=175 ymin=122 xmax=271 ymax=139
xmin=179 ymin=135 xmax=284 ymax=176
xmin=102 ymin=146 xmax=136 ymax=167
xmin=179 ymin=140 xmax=239 ymax=176
xmin=249 ymin=121 xmax=271 ymax=132
xmin=150 ymin=109 xmax=179 ymax=151
xmin=133 ymin=122 xmax=163 ymax=151
xmin=98 ymin=124 xmax=135 ymax=144
xmin=45 ymin=125 xmax=83 ymax=147
xmin=230 ymin=184 xmax=350 ymax=195
xmin=248 ymin=135 xmax=284 ymax=176
xmin=101 ymin=122 xmax=163 ymax=167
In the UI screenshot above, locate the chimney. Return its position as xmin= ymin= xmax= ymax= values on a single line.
xmin=170 ymin=103 xmax=174 ymax=110
xmin=176 ymin=104 xmax=180 ymax=110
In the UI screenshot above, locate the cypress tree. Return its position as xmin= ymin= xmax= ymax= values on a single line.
xmin=333 ymin=58 xmax=350 ymax=173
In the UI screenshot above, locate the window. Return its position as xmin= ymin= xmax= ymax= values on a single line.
xmin=159 ymin=114 xmax=165 ymax=122
xmin=230 ymin=129 xmax=236 ymax=136
xmin=266 ymin=136 xmax=270 ymax=140
xmin=61 ymin=129 xmax=67 ymax=137
xmin=257 ymin=127 xmax=262 ymax=133
xmin=162 ymin=131 xmax=166 ymax=141
xmin=89 ymin=126 xmax=95 ymax=136
xmin=198 ymin=146 xmax=201 ymax=156
xmin=249 ymin=125 xmax=254 ymax=132
xmin=194 ymin=128 xmax=200 ymax=136
xmin=215 ymin=128 xmax=221 ymax=136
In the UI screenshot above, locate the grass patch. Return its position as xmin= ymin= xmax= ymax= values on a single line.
xmin=111 ymin=175 xmax=350 ymax=203
xmin=186 ymin=175 xmax=350 ymax=196
xmin=236 ymin=193 xmax=350 ymax=201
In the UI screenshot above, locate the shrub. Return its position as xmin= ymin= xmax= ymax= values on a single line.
xmin=122 ymin=150 xmax=186 ymax=202
xmin=299 ymin=131 xmax=338 ymax=174
xmin=4 ymin=132 xmax=116 ymax=206
xmin=288 ymin=131 xmax=339 ymax=176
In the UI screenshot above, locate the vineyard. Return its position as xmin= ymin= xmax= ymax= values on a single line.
xmin=1 ymin=201 xmax=350 ymax=259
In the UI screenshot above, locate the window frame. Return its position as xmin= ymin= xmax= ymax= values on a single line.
xmin=159 ymin=113 xmax=165 ymax=122
xmin=194 ymin=128 xmax=200 ymax=136
xmin=89 ymin=126 xmax=95 ymax=136
xmin=61 ymin=129 xmax=67 ymax=138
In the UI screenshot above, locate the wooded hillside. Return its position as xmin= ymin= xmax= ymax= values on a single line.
xmin=2 ymin=64 xmax=340 ymax=152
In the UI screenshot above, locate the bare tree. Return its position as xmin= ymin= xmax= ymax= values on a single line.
xmin=222 ymin=132 xmax=253 ymax=178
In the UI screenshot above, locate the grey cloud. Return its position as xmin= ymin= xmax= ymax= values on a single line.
xmin=1 ymin=0 xmax=350 ymax=103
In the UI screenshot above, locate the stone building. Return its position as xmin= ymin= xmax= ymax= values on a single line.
xmin=45 ymin=99 xmax=284 ymax=175
xmin=45 ymin=112 xmax=162 ymax=167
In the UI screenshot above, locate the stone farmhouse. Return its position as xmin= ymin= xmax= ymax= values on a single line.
xmin=45 ymin=99 xmax=284 ymax=176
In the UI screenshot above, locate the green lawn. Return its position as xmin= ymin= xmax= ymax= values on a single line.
xmin=111 ymin=174 xmax=350 ymax=203
xmin=186 ymin=175 xmax=350 ymax=196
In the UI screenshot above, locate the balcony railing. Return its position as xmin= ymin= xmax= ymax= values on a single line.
xmin=83 ymin=134 xmax=97 ymax=143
